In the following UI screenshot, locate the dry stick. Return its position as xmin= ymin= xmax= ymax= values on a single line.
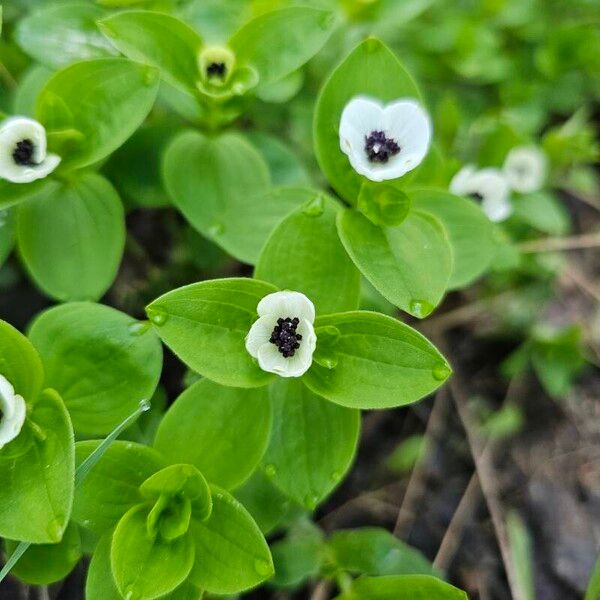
xmin=310 ymin=580 xmax=332 ymax=600
xmin=433 ymin=377 xmax=523 ymax=571
xmin=393 ymin=387 xmax=450 ymax=538
xmin=433 ymin=472 xmax=481 ymax=572
xmin=518 ymin=232 xmax=600 ymax=253
xmin=563 ymin=262 xmax=600 ymax=303
xmin=564 ymin=189 xmax=600 ymax=212
xmin=435 ymin=336 xmax=523 ymax=600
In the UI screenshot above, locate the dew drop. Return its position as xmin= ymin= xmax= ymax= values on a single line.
xmin=148 ymin=309 xmax=168 ymax=326
xmin=254 ymin=558 xmax=272 ymax=577
xmin=304 ymin=494 xmax=318 ymax=510
xmin=320 ymin=12 xmax=335 ymax=29
xmin=331 ymin=471 xmax=341 ymax=482
xmin=432 ymin=363 xmax=451 ymax=381
xmin=264 ymin=464 xmax=277 ymax=478
xmin=209 ymin=222 xmax=225 ymax=236
xmin=302 ymin=195 xmax=325 ymax=217
xmin=139 ymin=399 xmax=151 ymax=413
xmin=143 ymin=67 xmax=158 ymax=86
xmin=46 ymin=518 xmax=64 ymax=543
xmin=409 ymin=299 xmax=434 ymax=319
xmin=128 ymin=321 xmax=151 ymax=336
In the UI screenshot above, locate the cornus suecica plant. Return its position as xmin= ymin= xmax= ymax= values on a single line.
xmin=0 ymin=1 xmax=595 ymax=599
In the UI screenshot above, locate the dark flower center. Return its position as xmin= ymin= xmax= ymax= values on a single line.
xmin=206 ymin=62 xmax=226 ymax=79
xmin=365 ymin=130 xmax=400 ymax=163
xmin=469 ymin=192 xmax=484 ymax=202
xmin=12 ymin=139 xmax=36 ymax=166
xmin=270 ymin=317 xmax=303 ymax=358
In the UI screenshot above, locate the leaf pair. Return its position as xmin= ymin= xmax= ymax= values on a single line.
xmin=146 ymin=277 xmax=451 ymax=409
xmin=97 ymin=6 xmax=336 ymax=107
xmin=75 ymin=441 xmax=273 ymax=599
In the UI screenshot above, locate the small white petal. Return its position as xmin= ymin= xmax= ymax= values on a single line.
xmin=257 ymin=291 xmax=315 ymax=323
xmin=245 ymin=314 xmax=278 ymax=359
xmin=339 ymin=95 xmax=432 ymax=182
xmin=449 ymin=165 xmax=477 ymax=195
xmin=0 ymin=374 xmax=27 ymax=450
xmin=449 ymin=165 xmax=512 ymax=222
xmin=0 ymin=116 xmax=60 ymax=184
xmin=503 ymin=146 xmax=546 ymax=194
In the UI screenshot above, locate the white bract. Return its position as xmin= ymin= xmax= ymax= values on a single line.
xmin=450 ymin=165 xmax=512 ymax=222
xmin=503 ymin=145 xmax=547 ymax=194
xmin=339 ymin=96 xmax=432 ymax=182
xmin=245 ymin=291 xmax=317 ymax=378
xmin=0 ymin=374 xmax=27 ymax=450
xmin=0 ymin=116 xmax=61 ymax=184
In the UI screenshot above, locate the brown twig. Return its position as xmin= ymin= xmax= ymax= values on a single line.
xmin=310 ymin=580 xmax=332 ymax=600
xmin=443 ymin=360 xmax=524 ymax=600
xmin=393 ymin=388 xmax=450 ymax=538
xmin=518 ymin=232 xmax=600 ymax=253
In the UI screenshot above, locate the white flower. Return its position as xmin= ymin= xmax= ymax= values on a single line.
xmin=339 ymin=96 xmax=432 ymax=182
xmin=0 ymin=374 xmax=27 ymax=450
xmin=245 ymin=291 xmax=317 ymax=378
xmin=0 ymin=117 xmax=61 ymax=184
xmin=503 ymin=146 xmax=547 ymax=194
xmin=450 ymin=164 xmax=512 ymax=222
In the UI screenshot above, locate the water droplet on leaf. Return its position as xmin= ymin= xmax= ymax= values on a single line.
xmin=331 ymin=471 xmax=341 ymax=482
xmin=432 ymin=363 xmax=451 ymax=381
xmin=409 ymin=299 xmax=434 ymax=319
xmin=302 ymin=195 xmax=325 ymax=217
xmin=264 ymin=464 xmax=277 ymax=478
xmin=46 ymin=518 xmax=64 ymax=543
xmin=254 ymin=558 xmax=272 ymax=577
xmin=148 ymin=309 xmax=168 ymax=326
xmin=209 ymin=222 xmax=225 ymax=236
xmin=128 ymin=321 xmax=150 ymax=336
xmin=304 ymin=494 xmax=318 ymax=510
xmin=139 ymin=399 xmax=151 ymax=413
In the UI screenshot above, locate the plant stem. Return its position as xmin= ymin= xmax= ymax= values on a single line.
xmin=518 ymin=232 xmax=600 ymax=253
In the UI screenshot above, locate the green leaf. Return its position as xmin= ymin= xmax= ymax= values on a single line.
xmin=314 ymin=38 xmax=420 ymax=204
xmin=0 ymin=318 xmax=44 ymax=402
xmin=337 ymin=209 xmax=452 ymax=318
xmin=262 ymin=378 xmax=359 ymax=509
xmin=111 ymin=504 xmax=195 ymax=600
xmin=327 ymin=528 xmax=437 ymax=577
xmin=512 ymin=191 xmax=570 ymax=235
xmin=4 ymin=522 xmax=81 ymax=585
xmin=271 ymin=521 xmax=325 ymax=587
xmin=245 ymin=131 xmax=310 ymax=187
xmin=13 ymin=65 xmax=55 ymax=117
xmin=358 ymin=182 xmax=412 ymax=227
xmin=411 ymin=188 xmax=495 ymax=290
xmin=36 ymin=58 xmax=159 ymax=171
xmin=104 ymin=121 xmax=177 ymax=208
xmin=87 ymin=533 xmax=203 ymax=600
xmin=0 ymin=388 xmax=74 ymax=544
xmin=155 ymin=378 xmax=271 ymax=490
xmin=507 ymin=512 xmax=535 ymax=600
xmin=230 ymin=7 xmax=335 ymax=90
xmin=255 ymin=190 xmax=361 ymax=315
xmin=15 ymin=3 xmax=116 ymax=69
xmin=164 ymin=130 xmax=303 ymax=264
xmin=304 ymin=311 xmax=451 ymax=409
xmin=234 ymin=470 xmax=303 ymax=536
xmin=99 ymin=10 xmax=202 ymax=95
xmin=28 ymin=302 xmax=162 ymax=434
xmin=146 ymin=278 xmax=277 ymax=388
xmin=86 ymin=534 xmax=126 ymax=600
xmin=73 ymin=440 xmax=165 ymax=536
xmin=0 ymin=178 xmax=54 ymax=211
xmin=17 ymin=173 xmax=125 ymax=302
xmin=0 ymin=209 xmax=15 ymax=267
xmin=189 ymin=485 xmax=274 ymax=594
xmin=334 ymin=575 xmax=468 ymax=599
